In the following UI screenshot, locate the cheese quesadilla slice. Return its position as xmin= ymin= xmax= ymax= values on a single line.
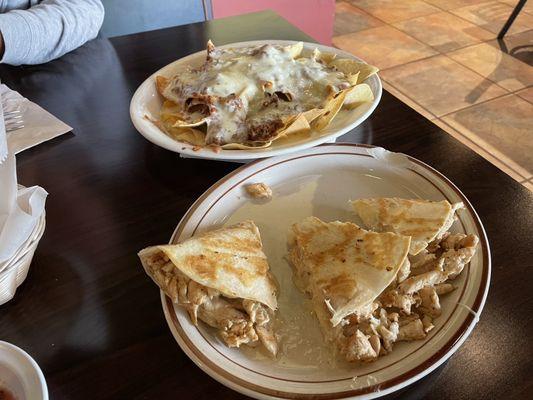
xmin=351 ymin=198 xmax=463 ymax=255
xmin=288 ymin=217 xmax=411 ymax=330
xmin=138 ymin=221 xmax=278 ymax=355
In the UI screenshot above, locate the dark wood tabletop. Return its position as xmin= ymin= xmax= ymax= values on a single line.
xmin=1 ymin=10 xmax=532 ymax=400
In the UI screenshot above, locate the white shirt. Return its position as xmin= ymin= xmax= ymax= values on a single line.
xmin=0 ymin=0 xmax=104 ymax=65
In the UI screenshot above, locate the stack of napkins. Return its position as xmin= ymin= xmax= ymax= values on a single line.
xmin=0 ymin=84 xmax=70 ymax=303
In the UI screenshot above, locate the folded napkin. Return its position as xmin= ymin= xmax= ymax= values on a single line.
xmin=0 ymin=91 xmax=48 ymax=271
xmin=1 ymin=84 xmax=72 ymax=154
xmin=0 ymin=153 xmax=47 ymax=271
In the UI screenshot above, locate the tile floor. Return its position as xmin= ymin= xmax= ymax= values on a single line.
xmin=333 ymin=0 xmax=533 ymax=191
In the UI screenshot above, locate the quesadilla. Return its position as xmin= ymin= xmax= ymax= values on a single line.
xmin=139 ymin=221 xmax=278 ymax=355
xmin=351 ymin=198 xmax=463 ymax=255
xmin=288 ymin=217 xmax=411 ymax=356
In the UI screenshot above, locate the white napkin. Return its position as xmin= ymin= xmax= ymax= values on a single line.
xmin=0 ymin=152 xmax=47 ymax=271
xmin=1 ymin=84 xmax=72 ymax=154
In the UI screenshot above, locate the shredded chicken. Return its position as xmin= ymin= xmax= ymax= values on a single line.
xmin=333 ymin=228 xmax=478 ymax=362
xmin=342 ymin=330 xmax=378 ymax=362
xmin=397 ymin=319 xmax=426 ymax=341
xmin=396 ymin=258 xmax=411 ymax=283
xmin=418 ymin=286 xmax=441 ymax=317
xmin=422 ymin=315 xmax=434 ymax=333
xmin=150 ymin=250 xmax=278 ymax=355
xmin=246 ymin=183 xmax=273 ymax=200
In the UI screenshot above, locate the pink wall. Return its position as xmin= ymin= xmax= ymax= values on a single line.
xmin=211 ymin=0 xmax=335 ymax=44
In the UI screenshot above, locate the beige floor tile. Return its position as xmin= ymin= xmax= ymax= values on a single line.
xmin=499 ymin=0 xmax=533 ymax=15
xmin=448 ymin=42 xmax=533 ymax=91
xmin=424 ymin=0 xmax=494 ymax=11
xmin=432 ymin=118 xmax=529 ymax=181
xmin=380 ymin=55 xmax=507 ymax=116
xmin=334 ymin=2 xmax=383 ymax=36
xmin=393 ymin=11 xmax=494 ymax=53
xmin=516 ymin=87 xmax=533 ymax=104
xmin=347 ymin=0 xmax=440 ymax=23
xmin=332 ymin=26 xmax=437 ymax=69
xmin=442 ymin=94 xmax=533 ymax=178
xmin=382 ymin=80 xmax=437 ymax=120
xmin=450 ymin=1 xmax=533 ymax=35
xmin=523 ymin=180 xmax=533 ymax=192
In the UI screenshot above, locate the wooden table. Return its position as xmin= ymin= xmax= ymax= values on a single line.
xmin=1 ymin=11 xmax=531 ymax=400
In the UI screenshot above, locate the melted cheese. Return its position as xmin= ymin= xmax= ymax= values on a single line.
xmin=163 ymin=44 xmax=352 ymax=145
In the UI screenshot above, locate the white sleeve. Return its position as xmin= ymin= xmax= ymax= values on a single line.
xmin=0 ymin=0 xmax=104 ymax=66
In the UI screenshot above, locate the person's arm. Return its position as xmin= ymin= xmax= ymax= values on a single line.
xmin=0 ymin=0 xmax=104 ymax=66
xmin=0 ymin=31 xmax=4 ymax=60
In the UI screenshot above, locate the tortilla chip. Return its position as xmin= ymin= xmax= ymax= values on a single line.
xmin=329 ymin=59 xmax=379 ymax=84
xmin=160 ymin=100 xmax=208 ymax=128
xmin=221 ymin=141 xmax=272 ymax=150
xmin=312 ymin=90 xmax=347 ymax=131
xmin=279 ymin=114 xmax=310 ymax=136
xmin=286 ymin=42 xmax=304 ymax=59
xmin=347 ymin=72 xmax=360 ymax=86
xmin=302 ymin=108 xmax=324 ymax=124
xmin=166 ymin=126 xmax=206 ymax=146
xmin=156 ymin=75 xmax=170 ymax=95
xmin=311 ymin=48 xmax=337 ymax=64
xmin=343 ymin=84 xmax=374 ymax=109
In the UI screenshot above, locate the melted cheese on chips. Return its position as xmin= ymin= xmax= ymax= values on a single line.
xmin=156 ymin=42 xmax=378 ymax=147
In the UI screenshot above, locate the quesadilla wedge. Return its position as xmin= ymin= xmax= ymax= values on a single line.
xmin=288 ymin=217 xmax=411 ymax=359
xmin=351 ymin=198 xmax=463 ymax=255
xmin=139 ymin=221 xmax=279 ymax=355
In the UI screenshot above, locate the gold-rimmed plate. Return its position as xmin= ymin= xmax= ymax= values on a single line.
xmin=160 ymin=144 xmax=490 ymax=399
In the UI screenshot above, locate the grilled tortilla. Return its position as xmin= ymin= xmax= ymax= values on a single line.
xmin=288 ymin=217 xmax=411 ymax=329
xmin=351 ymin=198 xmax=463 ymax=255
xmin=138 ymin=221 xmax=278 ymax=354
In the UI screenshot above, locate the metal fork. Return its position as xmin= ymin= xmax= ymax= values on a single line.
xmin=2 ymin=99 xmax=25 ymax=133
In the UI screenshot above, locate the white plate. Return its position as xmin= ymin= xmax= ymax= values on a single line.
xmin=160 ymin=144 xmax=490 ymax=399
xmin=0 ymin=341 xmax=48 ymax=400
xmin=130 ymin=40 xmax=382 ymax=161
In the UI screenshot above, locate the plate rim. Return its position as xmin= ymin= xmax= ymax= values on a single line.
xmin=129 ymin=40 xmax=382 ymax=161
xmin=160 ymin=143 xmax=491 ymax=399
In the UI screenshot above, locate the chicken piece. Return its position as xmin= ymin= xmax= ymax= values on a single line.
xmin=243 ymin=300 xmax=278 ymax=355
xmin=398 ymin=313 xmax=421 ymax=326
xmin=378 ymin=322 xmax=399 ymax=352
xmin=422 ymin=315 xmax=434 ymax=333
xmin=418 ymin=286 xmax=441 ymax=317
xmin=440 ymin=233 xmax=476 ymax=251
xmin=145 ymin=253 xmax=190 ymax=304
xmin=197 ymin=296 xmax=258 ymax=347
xmin=186 ymin=280 xmax=209 ymax=324
xmin=435 ymin=283 xmax=456 ymax=296
xmin=342 ymin=330 xmax=378 ymax=362
xmin=380 ymin=289 xmax=418 ymax=315
xmin=396 ymin=258 xmax=411 ymax=283
xmin=369 ymin=334 xmax=381 ymax=356
xmin=440 ymin=234 xmax=478 ymax=279
xmin=409 ymin=250 xmax=438 ymax=276
xmin=398 ymin=269 xmax=447 ymax=295
xmin=397 ymin=319 xmax=426 ymax=341
xmin=220 ymin=320 xmax=259 ymax=348
xmin=245 ymin=183 xmax=272 ymax=200
xmin=256 ymin=324 xmax=278 ymax=356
